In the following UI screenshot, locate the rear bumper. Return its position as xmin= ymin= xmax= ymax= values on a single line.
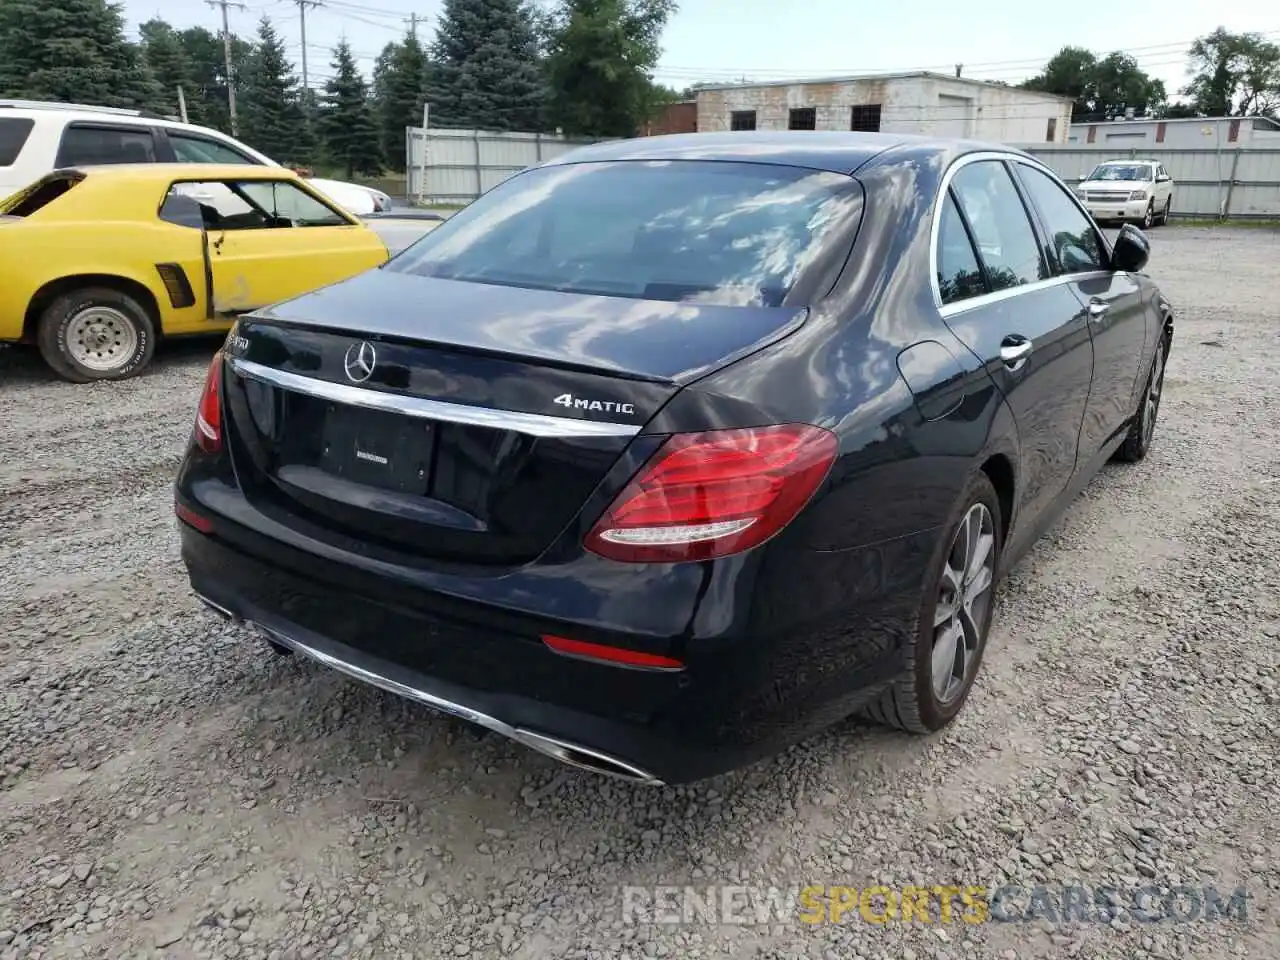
xmin=178 ymin=481 xmax=935 ymax=784
xmin=190 ymin=585 xmax=665 ymax=783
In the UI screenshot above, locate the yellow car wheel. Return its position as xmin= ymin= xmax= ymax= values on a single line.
xmin=37 ymin=287 xmax=157 ymax=383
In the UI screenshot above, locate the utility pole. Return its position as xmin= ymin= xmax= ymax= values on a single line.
xmin=404 ymin=12 xmax=430 ymax=40
xmin=206 ymin=0 xmax=248 ymax=135
xmin=295 ymin=0 xmax=323 ymax=113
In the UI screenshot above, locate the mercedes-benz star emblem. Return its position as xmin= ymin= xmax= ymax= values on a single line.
xmin=343 ymin=341 xmax=377 ymax=383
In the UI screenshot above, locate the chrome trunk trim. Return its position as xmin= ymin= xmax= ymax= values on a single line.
xmin=228 ymin=357 xmax=642 ymax=439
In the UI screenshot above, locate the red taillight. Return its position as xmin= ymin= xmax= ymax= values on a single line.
xmin=584 ymin=423 xmax=838 ymax=563
xmin=195 ymin=352 xmax=223 ymax=454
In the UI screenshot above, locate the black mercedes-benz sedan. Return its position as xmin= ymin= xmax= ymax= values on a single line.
xmin=175 ymin=132 xmax=1174 ymax=785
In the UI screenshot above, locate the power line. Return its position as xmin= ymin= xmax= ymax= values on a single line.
xmin=650 ymin=30 xmax=1280 ymax=84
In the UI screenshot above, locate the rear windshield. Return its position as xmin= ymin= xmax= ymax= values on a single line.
xmin=385 ymin=160 xmax=863 ymax=307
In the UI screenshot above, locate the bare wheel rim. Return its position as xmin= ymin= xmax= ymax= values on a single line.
xmin=931 ymin=503 xmax=995 ymax=705
xmin=65 ymin=306 xmax=139 ymax=372
xmin=1143 ymin=340 xmax=1166 ymax=447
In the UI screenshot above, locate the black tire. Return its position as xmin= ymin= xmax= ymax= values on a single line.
xmin=1140 ymin=202 xmax=1154 ymax=230
xmin=861 ymin=471 xmax=1003 ymax=733
xmin=36 ymin=286 xmax=156 ymax=383
xmin=1158 ymin=197 xmax=1172 ymax=225
xmin=1114 ymin=331 xmax=1168 ymax=463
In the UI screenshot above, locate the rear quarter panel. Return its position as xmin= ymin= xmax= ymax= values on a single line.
xmin=0 ymin=220 xmax=207 ymax=341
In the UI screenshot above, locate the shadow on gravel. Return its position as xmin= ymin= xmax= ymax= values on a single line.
xmin=0 ymin=337 xmax=221 ymax=387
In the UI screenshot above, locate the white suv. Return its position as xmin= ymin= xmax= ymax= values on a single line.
xmin=1073 ymin=159 xmax=1174 ymax=229
xmin=0 ymin=99 xmax=393 ymax=214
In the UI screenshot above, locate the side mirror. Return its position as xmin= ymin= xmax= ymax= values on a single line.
xmin=1112 ymin=223 xmax=1150 ymax=273
xmin=1156 ymin=174 xmax=1170 ymax=182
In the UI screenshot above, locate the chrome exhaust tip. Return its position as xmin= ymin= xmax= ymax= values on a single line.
xmin=513 ymin=729 xmax=664 ymax=786
xmin=194 ymin=592 xmax=237 ymax=620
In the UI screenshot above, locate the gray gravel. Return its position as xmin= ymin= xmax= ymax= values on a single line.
xmin=1 ymin=226 xmax=1278 ymax=960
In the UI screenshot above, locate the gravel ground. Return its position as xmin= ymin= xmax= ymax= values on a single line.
xmin=1 ymin=226 xmax=1277 ymax=960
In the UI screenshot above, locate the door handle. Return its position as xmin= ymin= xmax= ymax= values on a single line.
xmin=1087 ymin=300 xmax=1109 ymax=319
xmin=1000 ymin=337 xmax=1032 ymax=372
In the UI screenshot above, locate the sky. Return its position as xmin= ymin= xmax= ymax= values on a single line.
xmin=123 ymin=0 xmax=1280 ymax=102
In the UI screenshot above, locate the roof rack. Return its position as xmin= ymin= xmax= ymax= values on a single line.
xmin=0 ymin=98 xmax=171 ymax=119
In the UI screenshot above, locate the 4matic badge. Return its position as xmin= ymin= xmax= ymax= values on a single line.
xmin=553 ymin=393 xmax=636 ymax=417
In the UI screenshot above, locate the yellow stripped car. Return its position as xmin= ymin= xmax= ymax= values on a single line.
xmin=0 ymin=163 xmax=391 ymax=381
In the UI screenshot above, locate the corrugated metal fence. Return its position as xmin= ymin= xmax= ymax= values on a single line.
xmin=405 ymin=127 xmax=598 ymax=203
xmin=1022 ymin=145 xmax=1280 ymax=219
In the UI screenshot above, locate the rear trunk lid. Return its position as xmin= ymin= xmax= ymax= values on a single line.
xmin=221 ymin=270 xmax=807 ymax=565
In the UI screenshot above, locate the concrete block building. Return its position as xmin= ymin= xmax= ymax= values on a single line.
xmin=693 ymin=72 xmax=1074 ymax=145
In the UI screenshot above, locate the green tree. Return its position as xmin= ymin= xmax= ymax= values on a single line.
xmin=1156 ymin=101 xmax=1199 ymax=119
xmin=319 ymin=40 xmax=383 ymax=178
xmin=139 ymin=18 xmax=206 ymax=123
xmin=239 ymin=17 xmax=305 ymax=162
xmin=1021 ymin=46 xmax=1098 ymax=121
xmin=1184 ymin=28 xmax=1280 ymax=117
xmin=374 ymin=28 xmax=429 ymax=169
xmin=543 ymin=0 xmax=676 ymax=137
xmin=429 ymin=0 xmax=546 ymax=130
xmin=1092 ymin=52 xmax=1167 ymax=119
xmin=1021 ymin=45 xmax=1167 ymax=120
xmin=0 ymin=0 xmax=163 ymax=109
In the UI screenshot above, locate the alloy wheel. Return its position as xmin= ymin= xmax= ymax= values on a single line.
xmin=931 ymin=503 xmax=996 ymax=704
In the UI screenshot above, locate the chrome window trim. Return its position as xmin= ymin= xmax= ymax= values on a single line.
xmin=938 ymin=270 xmax=1114 ymax=319
xmin=228 ymin=357 xmax=643 ymax=439
xmin=929 ymin=150 xmax=1116 ymax=315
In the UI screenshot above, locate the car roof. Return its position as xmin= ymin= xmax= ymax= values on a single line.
xmin=53 ymin=163 xmax=301 ymax=182
xmin=541 ymin=131 xmax=1029 ymax=175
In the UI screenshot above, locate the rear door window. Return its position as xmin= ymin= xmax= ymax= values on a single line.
xmin=950 ymin=161 xmax=1049 ymax=292
xmin=0 ymin=117 xmax=35 ymax=166
xmin=169 ymin=133 xmax=259 ymax=165
xmin=0 ymin=173 xmax=83 ymax=217
xmin=55 ymin=124 xmax=158 ymax=166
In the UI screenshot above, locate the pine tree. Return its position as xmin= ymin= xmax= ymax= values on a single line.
xmin=429 ymin=0 xmax=546 ymax=131
xmin=0 ymin=0 xmax=165 ymax=109
xmin=139 ymin=18 xmax=206 ymax=123
xmin=177 ymin=26 xmax=254 ymax=134
xmin=544 ymin=0 xmax=675 ymax=137
xmin=239 ymin=17 xmax=305 ymax=163
xmin=374 ymin=29 xmax=428 ymax=170
xmin=319 ymin=40 xmax=383 ymax=179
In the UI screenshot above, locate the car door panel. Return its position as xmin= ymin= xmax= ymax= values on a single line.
xmin=1067 ymin=272 xmax=1147 ymax=449
xmin=1010 ymin=160 xmax=1150 ymax=459
xmin=941 ymin=286 xmax=1094 ymax=532
xmin=209 ymin=227 xmax=384 ymax=315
